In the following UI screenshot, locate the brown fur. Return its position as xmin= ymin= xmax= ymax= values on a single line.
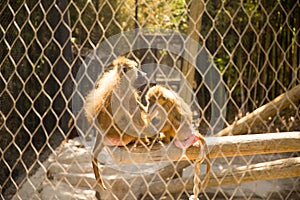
xmin=145 ymin=85 xmax=193 ymax=143
xmin=84 ymin=57 xmax=147 ymax=190
xmin=145 ymin=85 xmax=210 ymax=189
xmin=84 ymin=57 xmax=210 ymax=190
xmin=84 ymin=57 xmax=145 ymax=145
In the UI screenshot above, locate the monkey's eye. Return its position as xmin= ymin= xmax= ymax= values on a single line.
xmin=122 ymin=67 xmax=129 ymax=73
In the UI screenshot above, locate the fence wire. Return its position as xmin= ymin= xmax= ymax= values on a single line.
xmin=1 ymin=0 xmax=299 ymax=200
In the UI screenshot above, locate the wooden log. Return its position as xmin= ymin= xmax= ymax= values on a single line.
xmin=50 ymin=157 xmax=300 ymax=195
xmin=215 ymin=84 xmax=300 ymax=136
xmin=41 ymin=134 xmax=300 ymax=196
xmin=144 ymin=157 xmax=300 ymax=195
xmin=108 ymin=132 xmax=300 ymax=164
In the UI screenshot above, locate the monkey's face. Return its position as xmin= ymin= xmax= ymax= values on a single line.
xmin=114 ymin=57 xmax=148 ymax=88
xmin=166 ymin=105 xmax=199 ymax=149
xmin=113 ymin=56 xmax=138 ymax=69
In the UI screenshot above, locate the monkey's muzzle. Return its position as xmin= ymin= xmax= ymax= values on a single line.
xmin=133 ymin=69 xmax=148 ymax=88
xmin=174 ymin=134 xmax=200 ymax=149
xmin=174 ymin=122 xmax=200 ymax=149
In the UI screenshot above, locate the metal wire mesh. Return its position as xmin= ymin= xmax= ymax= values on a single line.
xmin=1 ymin=0 xmax=299 ymax=199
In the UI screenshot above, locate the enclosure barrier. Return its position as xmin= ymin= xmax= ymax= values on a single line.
xmin=1 ymin=0 xmax=299 ymax=199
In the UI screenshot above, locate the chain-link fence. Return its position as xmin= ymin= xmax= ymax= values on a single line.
xmin=1 ymin=0 xmax=300 ymax=199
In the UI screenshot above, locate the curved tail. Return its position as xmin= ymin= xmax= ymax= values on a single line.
xmin=193 ymin=136 xmax=211 ymax=198
xmin=92 ymin=156 xmax=107 ymax=190
xmin=202 ymin=152 xmax=211 ymax=189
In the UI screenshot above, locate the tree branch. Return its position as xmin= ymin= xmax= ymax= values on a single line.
xmin=215 ymin=84 xmax=300 ymax=136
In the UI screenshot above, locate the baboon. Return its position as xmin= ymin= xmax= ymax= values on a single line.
xmin=84 ymin=56 xmax=152 ymax=190
xmin=84 ymin=57 xmax=210 ymax=191
xmin=146 ymin=85 xmax=201 ymax=147
xmin=145 ymin=85 xmax=210 ymax=188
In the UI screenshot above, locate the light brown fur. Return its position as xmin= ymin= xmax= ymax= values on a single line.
xmin=145 ymin=85 xmax=194 ymax=143
xmin=84 ymin=57 xmax=210 ymax=191
xmin=145 ymin=85 xmax=210 ymax=189
xmin=84 ymin=57 xmax=147 ymax=190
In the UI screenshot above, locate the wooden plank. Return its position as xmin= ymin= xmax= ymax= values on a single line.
xmin=144 ymin=157 xmax=300 ymax=194
xmin=50 ymin=157 xmax=300 ymax=194
xmin=108 ymin=132 xmax=300 ymax=164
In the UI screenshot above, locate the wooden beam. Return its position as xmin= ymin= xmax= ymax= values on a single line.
xmin=44 ymin=135 xmax=300 ymax=195
xmin=108 ymin=132 xmax=300 ymax=164
xmin=144 ymin=157 xmax=300 ymax=194
xmin=215 ymin=84 xmax=300 ymax=136
xmin=49 ymin=156 xmax=300 ymax=193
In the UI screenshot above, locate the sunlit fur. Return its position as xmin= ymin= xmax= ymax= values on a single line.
xmin=145 ymin=85 xmax=194 ymax=143
xmin=84 ymin=57 xmax=210 ymax=190
xmin=145 ymin=85 xmax=210 ymax=189
xmin=84 ymin=57 xmax=142 ymax=146
xmin=84 ymin=56 xmax=145 ymax=190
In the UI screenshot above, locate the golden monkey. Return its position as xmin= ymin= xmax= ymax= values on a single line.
xmin=145 ymin=85 xmax=210 ymax=188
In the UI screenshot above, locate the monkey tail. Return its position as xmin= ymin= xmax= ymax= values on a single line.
xmin=202 ymin=152 xmax=211 ymax=189
xmin=92 ymin=132 xmax=107 ymax=191
xmin=92 ymin=156 xmax=107 ymax=190
xmin=192 ymin=139 xmax=211 ymax=200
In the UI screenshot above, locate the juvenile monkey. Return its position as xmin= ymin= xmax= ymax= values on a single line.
xmin=145 ymin=85 xmax=211 ymax=190
xmin=146 ymin=85 xmax=200 ymax=147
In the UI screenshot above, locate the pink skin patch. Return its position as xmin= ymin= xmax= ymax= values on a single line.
xmin=174 ymin=122 xmax=200 ymax=149
xmin=103 ymin=136 xmax=131 ymax=146
xmin=174 ymin=133 xmax=199 ymax=149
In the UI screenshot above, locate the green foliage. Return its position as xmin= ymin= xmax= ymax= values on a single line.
xmin=138 ymin=0 xmax=188 ymax=33
xmin=204 ymin=0 xmax=299 ymax=115
xmin=70 ymin=0 xmax=136 ymax=46
xmin=69 ymin=0 xmax=189 ymax=43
